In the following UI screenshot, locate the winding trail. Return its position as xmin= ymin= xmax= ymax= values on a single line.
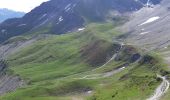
xmin=74 ymin=43 xmax=126 ymax=80
xmin=91 ymin=53 xmax=118 ymax=72
xmin=75 ymin=66 xmax=126 ymax=80
xmin=147 ymin=75 xmax=170 ymax=100
xmin=91 ymin=42 xmax=124 ymax=72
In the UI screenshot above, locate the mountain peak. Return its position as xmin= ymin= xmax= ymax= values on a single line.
xmin=0 ymin=8 xmax=25 ymax=23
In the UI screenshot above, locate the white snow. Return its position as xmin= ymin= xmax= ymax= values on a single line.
xmin=141 ymin=29 xmax=145 ymax=31
xmin=65 ymin=7 xmax=71 ymax=12
xmin=65 ymin=4 xmax=71 ymax=10
xmin=121 ymin=67 xmax=126 ymax=69
xmin=78 ymin=28 xmax=85 ymax=31
xmin=146 ymin=0 xmax=154 ymax=7
xmin=87 ymin=91 xmax=92 ymax=94
xmin=139 ymin=16 xmax=160 ymax=26
xmin=59 ymin=16 xmax=63 ymax=22
xmin=164 ymin=47 xmax=168 ymax=49
xmin=57 ymin=16 xmax=64 ymax=24
xmin=65 ymin=4 xmax=72 ymax=12
xmin=39 ymin=19 xmax=49 ymax=26
xmin=140 ymin=32 xmax=149 ymax=35
xmin=17 ymin=24 xmax=27 ymax=27
xmin=64 ymin=3 xmax=77 ymax=12
xmin=39 ymin=14 xmax=47 ymax=20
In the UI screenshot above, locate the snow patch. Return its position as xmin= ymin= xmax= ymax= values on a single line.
xmin=139 ymin=16 xmax=160 ymax=26
xmin=64 ymin=3 xmax=77 ymax=12
xmin=59 ymin=16 xmax=63 ymax=22
xmin=121 ymin=67 xmax=126 ymax=69
xmin=57 ymin=16 xmax=64 ymax=24
xmin=78 ymin=28 xmax=85 ymax=31
xmin=141 ymin=29 xmax=145 ymax=31
xmin=58 ymin=16 xmax=64 ymax=22
xmin=164 ymin=47 xmax=168 ymax=49
xmin=65 ymin=4 xmax=72 ymax=12
xmin=140 ymin=32 xmax=149 ymax=35
xmin=65 ymin=4 xmax=71 ymax=10
xmin=39 ymin=14 xmax=47 ymax=20
xmin=87 ymin=91 xmax=92 ymax=94
xmin=65 ymin=7 xmax=71 ymax=12
xmin=39 ymin=19 xmax=49 ymax=26
xmin=17 ymin=24 xmax=27 ymax=27
xmin=146 ymin=0 xmax=154 ymax=8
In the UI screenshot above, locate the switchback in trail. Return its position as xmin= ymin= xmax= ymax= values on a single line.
xmin=147 ymin=75 xmax=170 ymax=100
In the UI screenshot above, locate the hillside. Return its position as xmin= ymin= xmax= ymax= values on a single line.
xmin=0 ymin=0 xmax=170 ymax=100
xmin=0 ymin=23 xmax=169 ymax=100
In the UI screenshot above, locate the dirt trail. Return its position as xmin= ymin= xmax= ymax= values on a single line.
xmin=147 ymin=75 xmax=170 ymax=100
xmin=91 ymin=42 xmax=124 ymax=72
xmin=74 ymin=43 xmax=126 ymax=80
xmin=72 ymin=97 xmax=83 ymax=100
xmin=76 ymin=66 xmax=126 ymax=80
xmin=91 ymin=53 xmax=118 ymax=72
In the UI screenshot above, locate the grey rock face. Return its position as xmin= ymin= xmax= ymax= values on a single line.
xmin=119 ymin=0 xmax=170 ymax=50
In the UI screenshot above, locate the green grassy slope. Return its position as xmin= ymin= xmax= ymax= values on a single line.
xmin=0 ymin=23 xmax=168 ymax=100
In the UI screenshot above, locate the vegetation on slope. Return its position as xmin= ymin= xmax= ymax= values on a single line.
xmin=0 ymin=23 xmax=169 ymax=100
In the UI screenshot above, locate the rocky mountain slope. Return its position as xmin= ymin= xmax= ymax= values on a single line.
xmin=0 ymin=8 xmax=25 ymax=23
xmin=0 ymin=0 xmax=161 ymax=43
xmin=119 ymin=0 xmax=170 ymax=50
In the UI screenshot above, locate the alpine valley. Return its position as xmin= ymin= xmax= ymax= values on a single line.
xmin=0 ymin=0 xmax=170 ymax=100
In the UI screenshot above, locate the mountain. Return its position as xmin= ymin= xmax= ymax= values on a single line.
xmin=0 ymin=0 xmax=161 ymax=43
xmin=119 ymin=0 xmax=170 ymax=49
xmin=0 ymin=8 xmax=25 ymax=23
xmin=1 ymin=0 xmax=170 ymax=100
